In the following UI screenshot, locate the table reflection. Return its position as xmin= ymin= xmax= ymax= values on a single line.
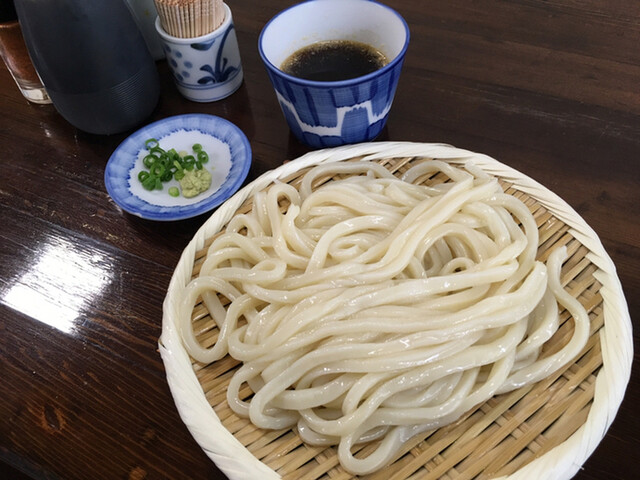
xmin=1 ymin=236 xmax=114 ymax=334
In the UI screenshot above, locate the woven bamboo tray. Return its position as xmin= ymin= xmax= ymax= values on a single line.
xmin=159 ymin=142 xmax=633 ymax=480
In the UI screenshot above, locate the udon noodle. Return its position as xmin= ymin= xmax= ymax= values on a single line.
xmin=176 ymin=159 xmax=590 ymax=475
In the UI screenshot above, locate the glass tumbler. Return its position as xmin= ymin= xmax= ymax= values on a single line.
xmin=0 ymin=20 xmax=50 ymax=104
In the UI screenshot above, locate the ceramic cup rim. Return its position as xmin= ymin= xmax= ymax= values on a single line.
xmin=154 ymin=3 xmax=232 ymax=44
xmin=258 ymin=0 xmax=410 ymax=87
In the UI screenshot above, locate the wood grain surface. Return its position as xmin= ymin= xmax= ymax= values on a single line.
xmin=0 ymin=1 xmax=637 ymax=479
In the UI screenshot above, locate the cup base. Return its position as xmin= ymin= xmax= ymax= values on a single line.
xmin=176 ymin=68 xmax=243 ymax=103
xmin=18 ymin=84 xmax=51 ymax=104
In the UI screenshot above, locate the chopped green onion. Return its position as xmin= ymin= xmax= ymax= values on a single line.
xmin=149 ymin=146 xmax=164 ymax=157
xmin=138 ymin=138 xmax=212 ymax=196
xmin=143 ymin=155 xmax=156 ymax=168
xmin=142 ymin=175 xmax=156 ymax=190
xmin=144 ymin=138 xmax=159 ymax=149
xmin=197 ymin=151 xmax=209 ymax=163
xmin=150 ymin=162 xmax=166 ymax=177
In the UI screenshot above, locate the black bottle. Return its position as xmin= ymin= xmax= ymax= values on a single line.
xmin=14 ymin=0 xmax=160 ymax=135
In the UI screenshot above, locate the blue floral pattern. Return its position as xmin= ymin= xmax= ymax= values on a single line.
xmin=194 ymin=26 xmax=239 ymax=84
xmin=191 ymin=39 xmax=216 ymax=51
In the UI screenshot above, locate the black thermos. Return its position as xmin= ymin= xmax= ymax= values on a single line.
xmin=14 ymin=0 xmax=160 ymax=135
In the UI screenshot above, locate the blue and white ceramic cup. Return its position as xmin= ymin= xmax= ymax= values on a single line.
xmin=155 ymin=3 xmax=243 ymax=102
xmin=259 ymin=0 xmax=409 ymax=149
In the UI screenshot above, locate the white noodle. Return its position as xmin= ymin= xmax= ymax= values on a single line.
xmin=176 ymin=159 xmax=590 ymax=475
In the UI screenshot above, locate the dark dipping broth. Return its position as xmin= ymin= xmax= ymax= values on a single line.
xmin=280 ymin=39 xmax=388 ymax=82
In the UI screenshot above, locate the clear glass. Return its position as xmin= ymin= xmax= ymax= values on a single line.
xmin=0 ymin=20 xmax=51 ymax=104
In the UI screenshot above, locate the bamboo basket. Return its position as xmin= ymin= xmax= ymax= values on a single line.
xmin=159 ymin=142 xmax=633 ymax=479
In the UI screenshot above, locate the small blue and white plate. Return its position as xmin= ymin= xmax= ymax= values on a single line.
xmin=105 ymin=114 xmax=251 ymax=221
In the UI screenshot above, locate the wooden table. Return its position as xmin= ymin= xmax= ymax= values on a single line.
xmin=1 ymin=1 xmax=637 ymax=479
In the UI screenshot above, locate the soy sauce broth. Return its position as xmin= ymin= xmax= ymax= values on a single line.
xmin=281 ymin=40 xmax=388 ymax=82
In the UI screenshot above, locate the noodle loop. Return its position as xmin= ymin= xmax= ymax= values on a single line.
xmin=177 ymin=160 xmax=589 ymax=475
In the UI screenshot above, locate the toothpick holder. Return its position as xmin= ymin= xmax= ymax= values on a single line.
xmin=155 ymin=3 xmax=243 ymax=102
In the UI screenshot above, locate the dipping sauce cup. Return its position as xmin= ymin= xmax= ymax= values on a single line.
xmin=258 ymin=0 xmax=409 ymax=149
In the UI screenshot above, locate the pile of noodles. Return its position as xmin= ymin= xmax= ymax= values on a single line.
xmin=176 ymin=160 xmax=589 ymax=475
